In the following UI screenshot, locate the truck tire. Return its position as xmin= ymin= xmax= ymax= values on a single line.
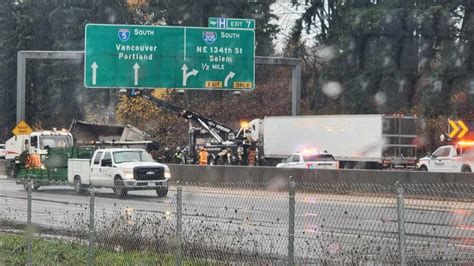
xmin=8 ymin=162 xmax=18 ymax=178
xmin=419 ymin=165 xmax=428 ymax=171
xmin=461 ymin=165 xmax=471 ymax=173
xmin=74 ymin=176 xmax=87 ymax=194
xmin=113 ymin=177 xmax=128 ymax=198
xmin=23 ymin=182 xmax=39 ymax=191
xmin=156 ymin=187 xmax=168 ymax=197
xmin=209 ymin=156 xmax=216 ymax=166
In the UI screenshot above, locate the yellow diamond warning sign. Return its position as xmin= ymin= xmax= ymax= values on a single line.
xmin=12 ymin=120 xmax=33 ymax=136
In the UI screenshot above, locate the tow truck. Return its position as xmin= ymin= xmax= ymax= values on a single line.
xmin=418 ymin=119 xmax=474 ymax=172
xmin=417 ymin=141 xmax=474 ymax=172
xmin=126 ymin=90 xmax=257 ymax=165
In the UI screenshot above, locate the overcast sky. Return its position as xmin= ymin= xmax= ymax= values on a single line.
xmin=270 ymin=1 xmax=316 ymax=54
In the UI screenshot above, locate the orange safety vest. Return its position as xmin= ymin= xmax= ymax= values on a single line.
xmin=26 ymin=154 xmax=41 ymax=168
xmin=198 ymin=151 xmax=208 ymax=165
xmin=248 ymin=149 xmax=256 ymax=166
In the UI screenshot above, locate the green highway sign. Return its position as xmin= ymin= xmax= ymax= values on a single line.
xmin=84 ymin=24 xmax=255 ymax=90
xmin=208 ymin=17 xmax=255 ymax=29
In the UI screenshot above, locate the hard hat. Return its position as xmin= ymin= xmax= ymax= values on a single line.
xmin=165 ymin=147 xmax=169 ymax=151
xmin=176 ymin=146 xmax=181 ymax=151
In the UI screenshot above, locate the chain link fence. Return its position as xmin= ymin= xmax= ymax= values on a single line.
xmin=0 ymin=178 xmax=473 ymax=264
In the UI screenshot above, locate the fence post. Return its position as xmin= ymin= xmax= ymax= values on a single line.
xmin=288 ymin=176 xmax=295 ymax=266
xmin=176 ymin=181 xmax=183 ymax=266
xmin=88 ymin=188 xmax=95 ymax=266
xmin=26 ymin=180 xmax=32 ymax=266
xmin=396 ymin=182 xmax=406 ymax=266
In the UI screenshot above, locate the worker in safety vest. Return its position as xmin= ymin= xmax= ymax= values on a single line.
xmin=174 ymin=146 xmax=186 ymax=164
xmin=198 ymin=148 xmax=208 ymax=166
xmin=26 ymin=154 xmax=41 ymax=168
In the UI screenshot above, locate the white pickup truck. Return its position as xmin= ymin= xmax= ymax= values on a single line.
xmin=68 ymin=148 xmax=171 ymax=197
xmin=417 ymin=144 xmax=474 ymax=172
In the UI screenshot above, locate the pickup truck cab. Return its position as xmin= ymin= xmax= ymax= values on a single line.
xmin=68 ymin=148 xmax=171 ymax=197
xmin=417 ymin=144 xmax=474 ymax=172
xmin=276 ymin=150 xmax=339 ymax=169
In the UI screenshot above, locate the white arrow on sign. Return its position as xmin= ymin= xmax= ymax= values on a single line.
xmin=224 ymin=71 xmax=235 ymax=87
xmin=91 ymin=62 xmax=98 ymax=85
xmin=133 ymin=63 xmax=140 ymax=86
xmin=181 ymin=64 xmax=199 ymax=86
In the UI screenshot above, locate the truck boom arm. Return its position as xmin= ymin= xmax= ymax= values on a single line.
xmin=133 ymin=90 xmax=238 ymax=144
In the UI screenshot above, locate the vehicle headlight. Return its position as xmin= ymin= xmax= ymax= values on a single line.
xmin=123 ymin=168 xmax=134 ymax=179
xmin=164 ymin=167 xmax=171 ymax=179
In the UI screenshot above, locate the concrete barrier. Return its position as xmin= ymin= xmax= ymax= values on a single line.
xmin=168 ymin=164 xmax=474 ymax=185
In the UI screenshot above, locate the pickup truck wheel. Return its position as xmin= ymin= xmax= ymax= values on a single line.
xmin=113 ymin=178 xmax=128 ymax=198
xmin=156 ymin=187 xmax=168 ymax=197
xmin=461 ymin=165 xmax=471 ymax=172
xmin=22 ymin=182 xmax=38 ymax=191
xmin=74 ymin=177 xmax=86 ymax=194
xmin=419 ymin=165 xmax=428 ymax=171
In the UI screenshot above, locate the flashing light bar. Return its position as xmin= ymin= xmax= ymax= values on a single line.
xmin=457 ymin=140 xmax=474 ymax=146
xmin=302 ymin=148 xmax=323 ymax=155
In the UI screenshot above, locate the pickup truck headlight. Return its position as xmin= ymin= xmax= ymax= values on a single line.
xmin=123 ymin=168 xmax=134 ymax=179
xmin=164 ymin=167 xmax=171 ymax=179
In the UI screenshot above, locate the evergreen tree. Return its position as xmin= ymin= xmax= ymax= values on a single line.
xmin=0 ymin=0 xmax=20 ymax=140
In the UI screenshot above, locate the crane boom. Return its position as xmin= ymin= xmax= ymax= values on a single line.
xmin=132 ymin=90 xmax=239 ymax=144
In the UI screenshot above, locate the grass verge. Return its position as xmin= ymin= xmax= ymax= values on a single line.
xmin=0 ymin=232 xmax=181 ymax=265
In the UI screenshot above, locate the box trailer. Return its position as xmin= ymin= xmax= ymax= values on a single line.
xmin=248 ymin=114 xmax=417 ymax=169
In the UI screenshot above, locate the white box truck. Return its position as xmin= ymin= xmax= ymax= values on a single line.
xmin=248 ymin=114 xmax=417 ymax=169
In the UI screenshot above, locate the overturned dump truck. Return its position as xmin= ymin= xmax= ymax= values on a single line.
xmin=70 ymin=119 xmax=153 ymax=147
xmin=15 ymin=120 xmax=157 ymax=191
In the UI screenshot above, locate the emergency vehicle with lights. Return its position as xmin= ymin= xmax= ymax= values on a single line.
xmin=417 ymin=119 xmax=474 ymax=173
xmin=123 ymin=89 xmax=257 ymax=165
xmin=276 ymin=149 xmax=339 ymax=169
xmin=417 ymin=141 xmax=474 ymax=172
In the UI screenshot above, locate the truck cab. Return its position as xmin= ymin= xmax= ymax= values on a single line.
xmin=417 ymin=144 xmax=474 ymax=172
xmin=5 ymin=130 xmax=73 ymax=177
xmin=68 ymin=148 xmax=171 ymax=197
